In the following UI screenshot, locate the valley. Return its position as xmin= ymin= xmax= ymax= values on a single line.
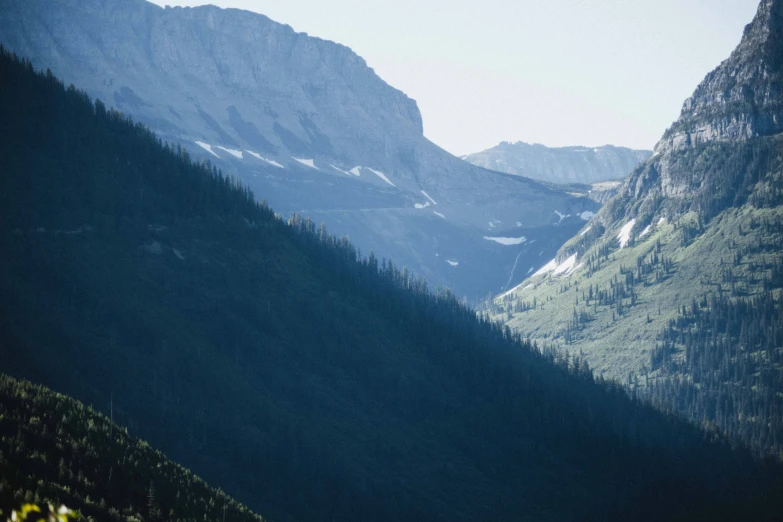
xmin=1 ymin=0 xmax=783 ymax=520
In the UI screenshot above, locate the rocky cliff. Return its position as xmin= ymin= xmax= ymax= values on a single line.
xmin=0 ymin=0 xmax=596 ymax=299
xmin=593 ymin=0 xmax=783 ymax=230
xmin=660 ymin=0 xmax=783 ymax=151
xmin=463 ymin=142 xmax=651 ymax=185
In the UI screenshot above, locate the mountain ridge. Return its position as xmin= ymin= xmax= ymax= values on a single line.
xmin=463 ymin=141 xmax=652 ymax=185
xmin=0 ymin=0 xmax=597 ymax=299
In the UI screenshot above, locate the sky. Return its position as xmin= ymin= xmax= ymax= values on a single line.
xmin=147 ymin=0 xmax=760 ymax=156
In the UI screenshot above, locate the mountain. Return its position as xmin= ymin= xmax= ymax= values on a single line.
xmin=2 ymin=50 xmax=783 ymax=521
xmin=0 ymin=0 xmax=597 ymax=299
xmin=463 ymin=142 xmax=652 ymax=185
xmin=487 ymin=0 xmax=783 ymax=458
xmin=0 ymin=373 xmax=268 ymax=522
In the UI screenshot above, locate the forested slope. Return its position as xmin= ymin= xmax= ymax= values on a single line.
xmin=0 ymin=374 xmax=266 ymax=522
xmin=1 ymin=49 xmax=782 ymax=521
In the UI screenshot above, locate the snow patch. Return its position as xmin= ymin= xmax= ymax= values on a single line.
xmin=525 ymin=284 xmax=534 ymax=289
xmin=246 ymin=150 xmax=283 ymax=168
xmin=367 ymin=167 xmax=395 ymax=187
xmin=483 ymin=236 xmax=527 ymax=246
xmin=293 ymin=158 xmax=318 ymax=169
xmin=617 ymin=218 xmax=637 ymax=248
xmin=579 ymin=211 xmax=595 ymax=221
xmin=554 ymin=210 xmax=570 ymax=223
xmin=533 ymin=258 xmax=558 ymax=276
xmin=639 ymin=224 xmax=652 ymax=239
xmin=553 ymin=254 xmax=577 ymax=275
xmin=330 ymin=164 xmax=352 ymax=175
xmin=433 ymin=211 xmax=446 ymax=219
xmin=420 ymin=190 xmax=438 ymax=205
xmin=526 ymin=266 xmax=534 ymax=275
xmin=216 ymin=146 xmax=243 ymax=159
xmin=580 ymin=226 xmax=592 ymax=236
xmin=414 ymin=202 xmax=431 ymax=209
xmin=195 ymin=141 xmax=219 ymax=158
xmin=658 ymin=217 xmax=667 ymax=225
xmin=516 ymin=222 xmax=523 ymax=227
xmin=349 ymin=166 xmax=362 ymax=176
xmin=447 ymin=260 xmax=459 ymax=267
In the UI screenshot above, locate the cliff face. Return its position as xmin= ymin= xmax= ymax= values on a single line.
xmin=0 ymin=0 xmax=423 ymax=168
xmin=463 ymin=142 xmax=651 ymax=185
xmin=0 ymin=0 xmax=596 ymax=299
xmin=596 ymin=0 xmax=783 ymax=226
xmin=660 ymin=0 xmax=783 ymax=152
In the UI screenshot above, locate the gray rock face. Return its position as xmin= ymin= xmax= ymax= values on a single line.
xmin=463 ymin=142 xmax=651 ymax=185
xmin=584 ymin=0 xmax=783 ymax=231
xmin=659 ymin=0 xmax=783 ymax=153
xmin=533 ymin=0 xmax=783 ymax=269
xmin=0 ymin=0 xmax=597 ymax=299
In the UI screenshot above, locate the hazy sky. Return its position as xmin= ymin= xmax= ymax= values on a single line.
xmin=147 ymin=0 xmax=760 ymax=155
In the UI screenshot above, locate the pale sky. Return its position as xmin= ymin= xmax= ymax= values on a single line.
xmin=147 ymin=0 xmax=760 ymax=155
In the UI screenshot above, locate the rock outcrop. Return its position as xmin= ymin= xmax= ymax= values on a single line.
xmin=595 ymin=0 xmax=783 ymax=229
xmin=659 ymin=0 xmax=783 ymax=152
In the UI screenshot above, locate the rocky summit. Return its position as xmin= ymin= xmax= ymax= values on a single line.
xmin=0 ymin=0 xmax=596 ymax=299
xmin=660 ymin=0 xmax=783 ymax=152
xmin=463 ymin=142 xmax=651 ymax=185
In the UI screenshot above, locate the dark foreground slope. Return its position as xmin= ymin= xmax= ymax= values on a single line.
xmin=1 ymin=51 xmax=781 ymax=521
xmin=0 ymin=374 xmax=267 ymax=522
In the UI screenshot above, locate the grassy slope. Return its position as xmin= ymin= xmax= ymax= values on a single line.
xmin=491 ymin=130 xmax=783 ymax=383
xmin=495 ymin=206 xmax=783 ymax=379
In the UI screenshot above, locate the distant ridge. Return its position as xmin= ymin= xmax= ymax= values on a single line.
xmin=463 ymin=141 xmax=651 ymax=184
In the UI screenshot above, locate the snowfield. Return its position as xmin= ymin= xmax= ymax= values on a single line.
xmin=533 ymin=258 xmax=558 ymax=276
xmin=246 ymin=150 xmax=283 ymax=168
xmin=617 ymin=218 xmax=637 ymax=248
xmin=216 ymin=146 xmax=243 ymax=159
xmin=483 ymin=236 xmax=527 ymax=246
xmin=195 ymin=141 xmax=219 ymax=158
xmin=553 ymin=254 xmax=577 ymax=275
xmin=366 ymin=167 xmax=396 ymax=187
xmin=293 ymin=158 xmax=318 ymax=169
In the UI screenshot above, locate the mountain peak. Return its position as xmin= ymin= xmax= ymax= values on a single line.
xmin=659 ymin=0 xmax=783 ymax=151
